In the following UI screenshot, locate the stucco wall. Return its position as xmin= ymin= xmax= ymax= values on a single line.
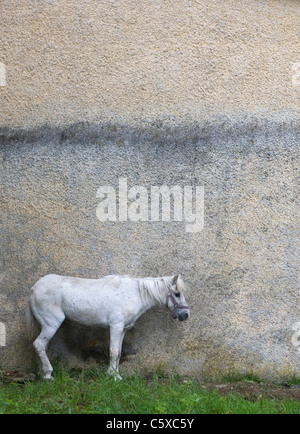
xmin=1 ymin=0 xmax=300 ymax=128
xmin=0 ymin=0 xmax=299 ymax=378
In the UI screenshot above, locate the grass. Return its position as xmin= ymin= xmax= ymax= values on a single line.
xmin=0 ymin=368 xmax=299 ymax=414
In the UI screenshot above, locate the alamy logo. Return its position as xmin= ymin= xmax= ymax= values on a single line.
xmin=0 ymin=62 xmax=6 ymax=87
xmin=96 ymin=178 xmax=204 ymax=233
xmin=292 ymin=63 xmax=300 ymax=87
xmin=292 ymin=322 xmax=300 ymax=355
xmin=0 ymin=322 xmax=6 ymax=347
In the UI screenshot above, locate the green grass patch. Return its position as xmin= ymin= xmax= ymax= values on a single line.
xmin=0 ymin=368 xmax=299 ymax=414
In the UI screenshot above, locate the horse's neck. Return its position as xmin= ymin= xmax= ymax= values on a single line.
xmin=138 ymin=278 xmax=168 ymax=309
xmin=139 ymin=291 xmax=158 ymax=311
xmin=139 ymin=296 xmax=157 ymax=316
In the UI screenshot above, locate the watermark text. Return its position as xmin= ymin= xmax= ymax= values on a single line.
xmin=292 ymin=322 xmax=300 ymax=355
xmin=0 ymin=63 xmax=6 ymax=87
xmin=96 ymin=178 xmax=204 ymax=233
xmin=0 ymin=323 xmax=6 ymax=347
xmin=292 ymin=62 xmax=300 ymax=87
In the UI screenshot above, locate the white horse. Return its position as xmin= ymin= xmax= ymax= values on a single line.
xmin=26 ymin=274 xmax=190 ymax=380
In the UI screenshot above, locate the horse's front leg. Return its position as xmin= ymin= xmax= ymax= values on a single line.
xmin=107 ymin=324 xmax=126 ymax=380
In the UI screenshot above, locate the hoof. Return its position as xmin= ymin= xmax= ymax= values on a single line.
xmin=107 ymin=368 xmax=122 ymax=381
xmin=114 ymin=374 xmax=122 ymax=381
xmin=42 ymin=373 xmax=54 ymax=381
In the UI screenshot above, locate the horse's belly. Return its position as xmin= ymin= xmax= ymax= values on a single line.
xmin=59 ymin=277 xmax=141 ymax=327
xmin=62 ymin=294 xmax=110 ymax=326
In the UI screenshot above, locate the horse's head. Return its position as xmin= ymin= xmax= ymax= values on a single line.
xmin=165 ymin=275 xmax=190 ymax=321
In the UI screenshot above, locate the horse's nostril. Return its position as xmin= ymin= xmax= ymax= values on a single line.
xmin=179 ymin=311 xmax=189 ymax=321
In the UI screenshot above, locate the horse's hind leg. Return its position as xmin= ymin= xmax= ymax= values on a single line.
xmin=33 ymin=318 xmax=64 ymax=380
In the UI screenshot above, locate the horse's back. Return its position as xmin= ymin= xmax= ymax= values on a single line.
xmin=30 ymin=274 xmax=140 ymax=326
xmin=31 ymin=274 xmax=120 ymax=293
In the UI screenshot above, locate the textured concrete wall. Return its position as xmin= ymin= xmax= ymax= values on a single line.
xmin=0 ymin=0 xmax=299 ymax=378
xmin=1 ymin=0 xmax=300 ymax=127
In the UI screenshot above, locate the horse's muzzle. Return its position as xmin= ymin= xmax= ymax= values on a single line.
xmin=178 ymin=311 xmax=189 ymax=321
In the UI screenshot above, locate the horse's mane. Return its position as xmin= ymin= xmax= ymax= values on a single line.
xmin=138 ymin=277 xmax=170 ymax=306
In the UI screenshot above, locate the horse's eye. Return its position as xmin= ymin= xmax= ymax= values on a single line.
xmin=174 ymin=292 xmax=181 ymax=298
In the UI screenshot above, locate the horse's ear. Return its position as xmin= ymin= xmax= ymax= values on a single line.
xmin=172 ymin=275 xmax=179 ymax=285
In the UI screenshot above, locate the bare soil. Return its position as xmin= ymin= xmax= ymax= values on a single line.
xmin=2 ymin=370 xmax=37 ymax=384
xmin=202 ymin=381 xmax=300 ymax=401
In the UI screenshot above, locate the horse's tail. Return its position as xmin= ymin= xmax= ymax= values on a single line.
xmin=25 ymin=300 xmax=40 ymax=343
